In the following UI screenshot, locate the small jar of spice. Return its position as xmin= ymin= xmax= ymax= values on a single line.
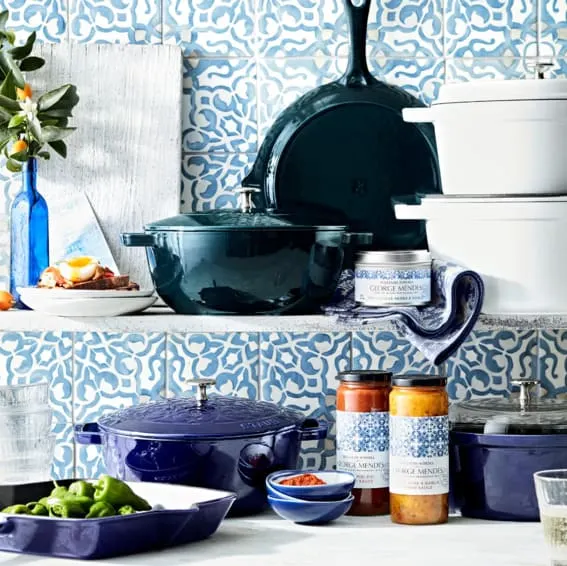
xmin=336 ymin=370 xmax=391 ymax=516
xmin=389 ymin=374 xmax=449 ymax=525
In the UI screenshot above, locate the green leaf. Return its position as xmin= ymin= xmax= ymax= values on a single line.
xmin=0 ymin=94 xmax=20 ymax=112
xmin=0 ymin=70 xmax=16 ymax=99
xmin=0 ymin=11 xmax=9 ymax=30
xmin=48 ymin=140 xmax=66 ymax=158
xmin=41 ymin=126 xmax=76 ymax=142
xmin=37 ymin=150 xmax=50 ymax=160
xmin=28 ymin=119 xmax=42 ymax=143
xmin=8 ymin=113 xmax=25 ymax=129
xmin=43 ymin=85 xmax=79 ymax=112
xmin=19 ymin=57 xmax=44 ymax=72
xmin=38 ymin=108 xmax=73 ymax=119
xmin=6 ymin=159 xmax=21 ymax=173
xmin=38 ymin=84 xmax=73 ymax=112
xmin=10 ymin=150 xmax=28 ymax=162
xmin=9 ymin=32 xmax=36 ymax=60
xmin=0 ymin=106 xmax=13 ymax=122
xmin=4 ymin=30 xmax=15 ymax=45
xmin=0 ymin=51 xmax=24 ymax=88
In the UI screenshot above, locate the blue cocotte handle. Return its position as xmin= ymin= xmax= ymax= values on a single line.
xmin=299 ymin=419 xmax=329 ymax=441
xmin=74 ymin=422 xmax=103 ymax=445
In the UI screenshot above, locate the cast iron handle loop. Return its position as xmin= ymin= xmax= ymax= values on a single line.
xmin=511 ymin=379 xmax=538 ymax=413
xmin=185 ymin=378 xmax=216 ymax=402
xmin=236 ymin=187 xmax=260 ymax=213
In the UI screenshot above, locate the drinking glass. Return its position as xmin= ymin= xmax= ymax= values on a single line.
xmin=535 ymin=470 xmax=567 ymax=566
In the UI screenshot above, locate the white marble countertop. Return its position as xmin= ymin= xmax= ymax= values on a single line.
xmin=0 ymin=513 xmax=548 ymax=566
xmin=1 ymin=306 xmax=566 ymax=332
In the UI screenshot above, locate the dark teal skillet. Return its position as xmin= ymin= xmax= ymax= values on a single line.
xmin=242 ymin=0 xmax=442 ymax=250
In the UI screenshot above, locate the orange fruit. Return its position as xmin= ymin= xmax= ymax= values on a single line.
xmin=0 ymin=291 xmax=14 ymax=311
xmin=16 ymin=83 xmax=32 ymax=100
xmin=11 ymin=139 xmax=27 ymax=154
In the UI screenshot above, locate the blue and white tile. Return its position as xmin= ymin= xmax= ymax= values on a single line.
xmin=539 ymin=0 xmax=567 ymax=58
xmin=257 ymin=0 xmax=442 ymax=58
xmin=446 ymin=330 xmax=537 ymax=401
xmin=183 ymin=58 xmax=257 ymax=153
xmin=258 ymin=58 xmax=442 ymax=143
xmin=69 ymin=0 xmax=161 ymax=43
xmin=168 ymin=333 xmax=259 ymax=399
xmin=445 ymin=57 xmax=528 ymax=82
xmin=0 ymin=0 xmax=67 ymax=43
xmin=538 ymin=330 xmax=567 ymax=398
xmin=73 ymin=332 xmax=166 ymax=423
xmin=163 ymin=0 xmax=254 ymax=57
xmin=75 ymin=442 xmax=106 ymax=479
xmin=444 ymin=0 xmax=537 ymax=58
xmin=181 ymin=153 xmax=256 ymax=212
xmin=52 ymin=421 xmax=74 ymax=480
xmin=260 ymin=332 xmax=351 ymax=470
xmin=0 ymin=332 xmax=72 ymax=422
xmin=352 ymin=330 xmax=438 ymax=375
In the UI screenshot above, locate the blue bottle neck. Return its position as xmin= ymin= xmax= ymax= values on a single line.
xmin=22 ymin=158 xmax=38 ymax=197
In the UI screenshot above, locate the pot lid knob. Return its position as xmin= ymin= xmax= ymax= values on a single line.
xmin=185 ymin=378 xmax=216 ymax=402
xmin=236 ymin=187 xmax=260 ymax=213
xmin=511 ymin=379 xmax=539 ymax=413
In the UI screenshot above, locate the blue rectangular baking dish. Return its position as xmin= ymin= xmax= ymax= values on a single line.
xmin=0 ymin=479 xmax=236 ymax=560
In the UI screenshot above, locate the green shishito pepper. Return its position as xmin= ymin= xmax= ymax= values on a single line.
xmin=50 ymin=485 xmax=68 ymax=499
xmin=86 ymin=501 xmax=116 ymax=518
xmin=2 ymin=504 xmax=30 ymax=515
xmin=26 ymin=502 xmax=48 ymax=516
xmin=94 ymin=476 xmax=151 ymax=511
xmin=47 ymin=495 xmax=93 ymax=518
xmin=118 ymin=505 xmax=136 ymax=515
xmin=68 ymin=480 xmax=95 ymax=499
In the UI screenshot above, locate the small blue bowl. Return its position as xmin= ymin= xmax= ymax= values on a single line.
xmin=266 ymin=470 xmax=355 ymax=501
xmin=267 ymin=494 xmax=354 ymax=525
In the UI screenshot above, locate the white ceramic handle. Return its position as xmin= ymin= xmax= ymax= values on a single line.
xmin=394 ymin=203 xmax=424 ymax=220
xmin=402 ymin=107 xmax=435 ymax=124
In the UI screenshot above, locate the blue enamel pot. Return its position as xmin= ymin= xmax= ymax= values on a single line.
xmin=74 ymin=380 xmax=328 ymax=516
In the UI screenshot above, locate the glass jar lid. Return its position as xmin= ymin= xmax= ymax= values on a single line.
xmin=356 ymin=250 xmax=431 ymax=264
xmin=97 ymin=379 xmax=306 ymax=440
xmin=450 ymin=380 xmax=567 ymax=434
xmin=392 ymin=375 xmax=447 ymax=388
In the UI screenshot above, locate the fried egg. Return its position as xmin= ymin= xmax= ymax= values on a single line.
xmin=58 ymin=256 xmax=99 ymax=283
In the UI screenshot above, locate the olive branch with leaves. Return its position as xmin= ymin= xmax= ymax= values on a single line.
xmin=0 ymin=10 xmax=79 ymax=173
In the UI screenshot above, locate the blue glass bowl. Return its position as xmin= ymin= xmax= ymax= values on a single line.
xmin=266 ymin=470 xmax=355 ymax=501
xmin=267 ymin=493 xmax=354 ymax=525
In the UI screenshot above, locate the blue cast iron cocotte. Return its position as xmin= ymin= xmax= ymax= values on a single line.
xmin=242 ymin=0 xmax=441 ymax=251
xmin=449 ymin=380 xmax=567 ymax=521
xmin=74 ymin=379 xmax=328 ymax=516
xmin=121 ymin=188 xmax=371 ymax=315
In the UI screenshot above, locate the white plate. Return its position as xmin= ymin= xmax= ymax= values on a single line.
xmin=17 ymin=286 xmax=155 ymax=299
xmin=18 ymin=293 xmax=157 ymax=317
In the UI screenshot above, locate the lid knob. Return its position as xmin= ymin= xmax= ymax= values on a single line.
xmin=511 ymin=379 xmax=538 ymax=412
xmin=236 ymin=188 xmax=260 ymax=213
xmin=185 ymin=378 xmax=216 ymax=402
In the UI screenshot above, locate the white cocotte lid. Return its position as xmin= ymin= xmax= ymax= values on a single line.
xmin=394 ymin=195 xmax=567 ymax=221
xmin=434 ymin=77 xmax=567 ymax=105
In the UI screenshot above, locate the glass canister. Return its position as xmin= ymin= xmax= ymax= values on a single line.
xmin=389 ymin=374 xmax=449 ymax=525
xmin=336 ymin=370 xmax=392 ymax=516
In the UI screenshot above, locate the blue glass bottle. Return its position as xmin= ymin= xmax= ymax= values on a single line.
xmin=10 ymin=158 xmax=49 ymax=308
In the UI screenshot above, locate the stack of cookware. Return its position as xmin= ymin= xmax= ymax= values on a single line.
xmin=394 ymin=66 xmax=567 ymax=315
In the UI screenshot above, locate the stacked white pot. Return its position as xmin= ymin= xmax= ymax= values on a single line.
xmin=395 ymin=77 xmax=567 ymax=315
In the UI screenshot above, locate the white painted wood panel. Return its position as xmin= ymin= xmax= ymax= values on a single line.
xmin=32 ymin=43 xmax=183 ymax=289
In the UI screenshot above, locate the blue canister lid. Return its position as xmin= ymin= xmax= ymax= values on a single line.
xmin=97 ymin=395 xmax=307 ymax=441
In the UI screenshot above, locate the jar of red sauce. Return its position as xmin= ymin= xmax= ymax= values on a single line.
xmin=336 ymin=370 xmax=391 ymax=516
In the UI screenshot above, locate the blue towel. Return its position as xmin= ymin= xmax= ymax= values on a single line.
xmin=324 ymin=261 xmax=484 ymax=366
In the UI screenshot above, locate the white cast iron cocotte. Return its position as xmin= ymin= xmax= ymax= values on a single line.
xmin=403 ymin=78 xmax=567 ymax=196
xmin=395 ymin=196 xmax=567 ymax=315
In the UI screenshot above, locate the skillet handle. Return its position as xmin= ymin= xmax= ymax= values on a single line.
xmin=343 ymin=0 xmax=373 ymax=86
xmin=74 ymin=423 xmax=103 ymax=445
xmin=402 ymin=107 xmax=436 ymax=124
xmin=121 ymin=233 xmax=157 ymax=247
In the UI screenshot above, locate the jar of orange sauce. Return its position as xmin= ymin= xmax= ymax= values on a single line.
xmin=336 ymin=370 xmax=391 ymax=516
xmin=389 ymin=374 xmax=449 ymax=525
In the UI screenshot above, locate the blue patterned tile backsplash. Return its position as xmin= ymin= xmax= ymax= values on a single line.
xmin=0 ymin=0 xmax=565 ymax=481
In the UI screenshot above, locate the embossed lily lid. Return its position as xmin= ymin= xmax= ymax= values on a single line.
xmin=450 ymin=380 xmax=567 ymax=435
xmin=97 ymin=379 xmax=308 ymax=440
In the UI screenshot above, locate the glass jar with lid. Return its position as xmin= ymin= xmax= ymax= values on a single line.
xmin=336 ymin=370 xmax=391 ymax=516
xmin=389 ymin=374 xmax=449 ymax=525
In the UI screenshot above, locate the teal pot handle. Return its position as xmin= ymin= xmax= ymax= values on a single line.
xmin=121 ymin=233 xmax=158 ymax=247
xmin=74 ymin=423 xmax=103 ymax=445
xmin=299 ymin=419 xmax=329 ymax=441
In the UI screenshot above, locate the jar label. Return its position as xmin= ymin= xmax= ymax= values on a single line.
xmin=336 ymin=410 xmax=389 ymax=489
xmin=354 ymin=267 xmax=431 ymax=306
xmin=389 ymin=415 xmax=449 ymax=496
